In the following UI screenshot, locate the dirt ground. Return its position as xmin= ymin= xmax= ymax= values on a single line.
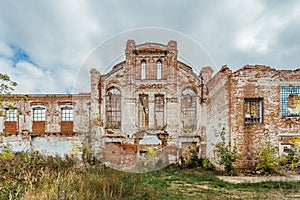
xmin=218 ymin=175 xmax=300 ymax=184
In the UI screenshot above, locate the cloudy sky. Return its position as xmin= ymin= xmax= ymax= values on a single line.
xmin=0 ymin=0 xmax=299 ymax=94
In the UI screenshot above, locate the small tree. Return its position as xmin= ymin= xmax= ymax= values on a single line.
xmin=0 ymin=72 xmax=17 ymax=113
xmin=255 ymin=128 xmax=278 ymax=174
xmin=215 ymin=127 xmax=238 ymax=172
xmin=0 ymin=73 xmax=17 ymax=156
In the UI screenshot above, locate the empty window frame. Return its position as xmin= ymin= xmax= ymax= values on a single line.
xmin=138 ymin=94 xmax=149 ymax=128
xmin=61 ymin=107 xmax=73 ymax=121
xmin=157 ymin=60 xmax=162 ymax=79
xmin=244 ymin=99 xmax=263 ymax=124
xmin=33 ymin=107 xmax=46 ymax=121
xmin=141 ymin=60 xmax=146 ymax=80
xmin=181 ymin=87 xmax=197 ymax=132
xmin=5 ymin=108 xmax=17 ymax=122
xmin=106 ymin=87 xmax=121 ymax=129
xmin=280 ymin=86 xmax=300 ymax=117
xmin=154 ymin=94 xmax=164 ymax=128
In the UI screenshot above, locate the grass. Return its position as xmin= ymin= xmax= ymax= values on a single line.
xmin=0 ymin=152 xmax=299 ymax=199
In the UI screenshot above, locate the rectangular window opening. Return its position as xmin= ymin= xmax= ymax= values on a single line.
xmin=5 ymin=108 xmax=17 ymax=122
xmin=138 ymin=94 xmax=149 ymax=128
xmin=244 ymin=99 xmax=263 ymax=124
xmin=154 ymin=94 xmax=164 ymax=128
xmin=33 ymin=108 xmax=46 ymax=121
xmin=61 ymin=108 xmax=73 ymax=122
xmin=280 ymin=86 xmax=300 ymax=117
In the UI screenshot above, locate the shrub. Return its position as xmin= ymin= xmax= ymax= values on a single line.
xmin=215 ymin=127 xmax=239 ymax=172
xmin=255 ymin=128 xmax=278 ymax=174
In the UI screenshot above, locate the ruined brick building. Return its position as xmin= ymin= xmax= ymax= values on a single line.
xmin=1 ymin=40 xmax=300 ymax=168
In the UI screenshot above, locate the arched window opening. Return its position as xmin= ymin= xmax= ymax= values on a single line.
xmin=141 ymin=61 xmax=146 ymax=80
xmin=181 ymin=87 xmax=197 ymax=133
xmin=157 ymin=60 xmax=162 ymax=79
xmin=106 ymin=87 xmax=121 ymax=129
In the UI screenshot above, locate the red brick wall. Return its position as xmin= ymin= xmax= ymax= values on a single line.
xmin=4 ymin=122 xmax=17 ymax=135
xmin=32 ymin=121 xmax=46 ymax=134
xmin=228 ymin=65 xmax=300 ymax=169
xmin=61 ymin=121 xmax=73 ymax=135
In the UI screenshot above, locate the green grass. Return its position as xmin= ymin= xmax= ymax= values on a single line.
xmin=0 ymin=152 xmax=299 ymax=199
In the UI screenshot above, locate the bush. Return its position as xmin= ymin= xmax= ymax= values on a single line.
xmin=215 ymin=127 xmax=238 ymax=172
xmin=255 ymin=128 xmax=278 ymax=174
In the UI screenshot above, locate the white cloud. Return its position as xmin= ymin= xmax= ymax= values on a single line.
xmin=0 ymin=42 xmax=13 ymax=58
xmin=0 ymin=0 xmax=299 ymax=93
xmin=15 ymin=61 xmax=44 ymax=78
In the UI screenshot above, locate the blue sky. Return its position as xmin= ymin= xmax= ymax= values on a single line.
xmin=0 ymin=0 xmax=300 ymax=93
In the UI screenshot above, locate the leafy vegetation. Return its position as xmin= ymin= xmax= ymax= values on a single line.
xmin=255 ymin=128 xmax=278 ymax=174
xmin=181 ymin=144 xmax=214 ymax=170
xmin=215 ymin=127 xmax=239 ymax=172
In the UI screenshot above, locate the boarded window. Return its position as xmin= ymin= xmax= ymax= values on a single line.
xmin=157 ymin=61 xmax=162 ymax=79
xmin=154 ymin=94 xmax=164 ymax=128
xmin=61 ymin=107 xmax=73 ymax=121
xmin=138 ymin=94 xmax=149 ymax=128
xmin=106 ymin=87 xmax=121 ymax=129
xmin=5 ymin=108 xmax=17 ymax=122
xmin=244 ymin=99 xmax=263 ymax=124
xmin=181 ymin=87 xmax=197 ymax=133
xmin=33 ymin=107 xmax=46 ymax=121
xmin=141 ymin=61 xmax=146 ymax=80
xmin=281 ymin=86 xmax=300 ymax=117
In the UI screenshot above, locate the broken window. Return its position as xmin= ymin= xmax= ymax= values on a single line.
xmin=138 ymin=94 xmax=149 ymax=128
xmin=280 ymin=86 xmax=300 ymax=117
xmin=157 ymin=60 xmax=162 ymax=79
xmin=5 ymin=108 xmax=17 ymax=122
xmin=61 ymin=107 xmax=73 ymax=121
xmin=106 ymin=87 xmax=121 ymax=129
xmin=33 ymin=107 xmax=46 ymax=121
xmin=154 ymin=94 xmax=164 ymax=128
xmin=181 ymin=87 xmax=197 ymax=133
xmin=141 ymin=60 xmax=146 ymax=80
xmin=244 ymin=99 xmax=263 ymax=124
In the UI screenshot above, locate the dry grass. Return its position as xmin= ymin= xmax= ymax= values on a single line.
xmin=0 ymin=152 xmax=299 ymax=199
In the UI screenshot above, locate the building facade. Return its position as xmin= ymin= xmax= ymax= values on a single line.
xmin=1 ymin=40 xmax=299 ymax=169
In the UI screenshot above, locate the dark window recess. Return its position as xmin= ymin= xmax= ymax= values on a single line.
xmin=244 ymin=99 xmax=263 ymax=124
xmin=106 ymin=87 xmax=121 ymax=129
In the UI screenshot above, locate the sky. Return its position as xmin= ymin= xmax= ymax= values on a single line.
xmin=0 ymin=0 xmax=299 ymax=94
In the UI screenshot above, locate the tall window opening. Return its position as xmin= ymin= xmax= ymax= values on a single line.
xmin=244 ymin=99 xmax=263 ymax=124
xmin=5 ymin=108 xmax=17 ymax=122
xmin=154 ymin=94 xmax=164 ymax=128
xmin=138 ymin=94 xmax=149 ymax=128
xmin=157 ymin=60 xmax=162 ymax=79
xmin=181 ymin=87 xmax=197 ymax=133
xmin=33 ymin=107 xmax=46 ymax=121
xmin=106 ymin=87 xmax=121 ymax=129
xmin=141 ymin=60 xmax=146 ymax=80
xmin=61 ymin=107 xmax=73 ymax=121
